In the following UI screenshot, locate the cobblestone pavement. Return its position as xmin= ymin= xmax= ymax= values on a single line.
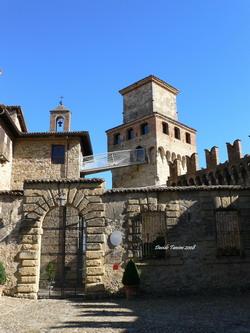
xmin=1 ymin=294 xmax=250 ymax=333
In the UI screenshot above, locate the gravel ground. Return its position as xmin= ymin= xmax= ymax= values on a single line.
xmin=1 ymin=294 xmax=250 ymax=333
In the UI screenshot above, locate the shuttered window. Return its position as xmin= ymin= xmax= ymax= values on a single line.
xmin=215 ymin=210 xmax=241 ymax=256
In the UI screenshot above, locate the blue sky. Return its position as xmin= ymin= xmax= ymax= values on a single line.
xmin=1 ymin=0 xmax=250 ymax=188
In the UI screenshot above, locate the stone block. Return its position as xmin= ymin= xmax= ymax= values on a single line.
xmin=22 ymin=243 xmax=40 ymax=251
xmin=87 ymin=243 xmax=103 ymax=251
xmin=166 ymin=204 xmax=179 ymax=211
xmin=87 ymin=218 xmax=105 ymax=227
xmin=127 ymin=205 xmax=140 ymax=213
xmin=128 ymin=199 xmax=139 ymax=205
xmin=19 ymin=251 xmax=38 ymax=260
xmin=86 ymin=267 xmax=104 ymax=276
xmin=148 ymin=197 xmax=157 ymax=205
xmin=19 ymin=267 xmax=37 ymax=276
xmin=87 ymin=227 xmax=105 ymax=234
xmin=166 ymin=211 xmax=179 ymax=218
xmin=86 ymin=196 xmax=102 ymax=203
xmin=87 ymin=203 xmax=105 ymax=211
xmin=86 ymin=276 xmax=103 ymax=284
xmin=139 ymin=198 xmax=147 ymax=205
xmin=87 ymin=234 xmax=104 ymax=243
xmin=78 ymin=198 xmax=89 ymax=212
xmin=86 ymin=251 xmax=103 ymax=260
xmin=16 ymin=284 xmax=37 ymax=293
xmin=167 ymin=218 xmax=177 ymax=226
xmin=84 ymin=211 xmax=105 ymax=220
xmin=19 ymin=276 xmax=37 ymax=284
xmin=68 ymin=188 xmax=78 ymax=204
xmin=21 ymin=260 xmax=39 ymax=267
xmin=86 ymin=259 xmax=102 ymax=267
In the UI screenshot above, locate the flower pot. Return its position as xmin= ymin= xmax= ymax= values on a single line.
xmin=124 ymin=285 xmax=139 ymax=300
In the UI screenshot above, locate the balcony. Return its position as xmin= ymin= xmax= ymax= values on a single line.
xmin=81 ymin=148 xmax=146 ymax=174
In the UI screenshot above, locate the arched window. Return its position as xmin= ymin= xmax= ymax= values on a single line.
xmin=56 ymin=117 xmax=64 ymax=132
xmin=113 ymin=133 xmax=121 ymax=145
xmin=174 ymin=127 xmax=180 ymax=140
xmin=162 ymin=122 xmax=169 ymax=135
xmin=140 ymin=123 xmax=149 ymax=135
xmin=135 ymin=146 xmax=145 ymax=162
xmin=127 ymin=128 xmax=135 ymax=140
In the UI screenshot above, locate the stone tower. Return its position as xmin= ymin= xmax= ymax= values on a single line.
xmin=106 ymin=75 xmax=197 ymax=188
xmin=50 ymin=101 xmax=71 ymax=132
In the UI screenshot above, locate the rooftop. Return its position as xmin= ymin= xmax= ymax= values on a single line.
xmin=119 ymin=75 xmax=179 ymax=96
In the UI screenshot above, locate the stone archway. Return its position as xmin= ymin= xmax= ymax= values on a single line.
xmin=16 ymin=179 xmax=105 ymax=299
xmin=39 ymin=205 xmax=86 ymax=296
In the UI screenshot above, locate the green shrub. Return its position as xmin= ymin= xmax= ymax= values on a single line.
xmin=122 ymin=260 xmax=140 ymax=286
xmin=0 ymin=262 xmax=6 ymax=285
xmin=46 ymin=262 xmax=56 ymax=282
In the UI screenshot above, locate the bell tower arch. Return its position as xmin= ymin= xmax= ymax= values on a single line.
xmin=50 ymin=99 xmax=71 ymax=132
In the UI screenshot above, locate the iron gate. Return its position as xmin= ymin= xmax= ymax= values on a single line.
xmin=39 ymin=206 xmax=86 ymax=298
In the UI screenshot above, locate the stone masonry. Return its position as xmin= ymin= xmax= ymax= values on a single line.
xmin=15 ymin=179 xmax=105 ymax=299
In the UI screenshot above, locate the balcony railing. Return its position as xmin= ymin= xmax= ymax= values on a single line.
xmin=81 ymin=148 xmax=146 ymax=174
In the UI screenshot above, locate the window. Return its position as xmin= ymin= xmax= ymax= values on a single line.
xmin=51 ymin=145 xmax=65 ymax=164
xmin=162 ymin=122 xmax=169 ymax=135
xmin=174 ymin=127 xmax=180 ymax=139
xmin=140 ymin=123 xmax=149 ymax=135
xmin=56 ymin=117 xmax=64 ymax=132
xmin=132 ymin=212 xmax=166 ymax=259
xmin=216 ymin=210 xmax=241 ymax=256
xmin=127 ymin=128 xmax=135 ymax=140
xmin=113 ymin=133 xmax=121 ymax=145
xmin=186 ymin=132 xmax=191 ymax=144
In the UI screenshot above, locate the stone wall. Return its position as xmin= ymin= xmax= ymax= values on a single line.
xmin=11 ymin=138 xmax=81 ymax=190
xmin=0 ymin=126 xmax=13 ymax=190
xmin=152 ymin=82 xmax=177 ymax=120
xmin=0 ymin=192 xmax=23 ymax=295
xmin=103 ymin=186 xmax=250 ymax=295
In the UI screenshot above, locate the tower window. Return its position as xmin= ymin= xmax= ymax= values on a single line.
xmin=127 ymin=128 xmax=135 ymax=140
xmin=51 ymin=145 xmax=65 ymax=164
xmin=162 ymin=122 xmax=169 ymax=135
xmin=186 ymin=132 xmax=191 ymax=144
xmin=174 ymin=127 xmax=180 ymax=140
xmin=56 ymin=117 xmax=65 ymax=132
xmin=141 ymin=123 xmax=149 ymax=135
xmin=113 ymin=133 xmax=121 ymax=145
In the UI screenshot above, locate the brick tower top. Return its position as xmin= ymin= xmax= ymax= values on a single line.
xmin=50 ymin=100 xmax=71 ymax=132
xmin=119 ymin=75 xmax=179 ymax=124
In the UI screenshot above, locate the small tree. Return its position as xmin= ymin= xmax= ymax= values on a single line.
xmin=0 ymin=262 xmax=6 ymax=285
xmin=46 ymin=262 xmax=56 ymax=282
xmin=122 ymin=260 xmax=140 ymax=286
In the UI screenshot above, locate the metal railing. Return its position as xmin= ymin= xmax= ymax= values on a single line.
xmin=81 ymin=148 xmax=146 ymax=174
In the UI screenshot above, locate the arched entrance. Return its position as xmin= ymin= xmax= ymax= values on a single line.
xmin=39 ymin=205 xmax=86 ymax=296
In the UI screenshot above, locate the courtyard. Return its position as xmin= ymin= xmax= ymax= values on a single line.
xmin=1 ymin=294 xmax=250 ymax=333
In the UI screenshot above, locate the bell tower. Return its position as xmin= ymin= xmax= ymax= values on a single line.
xmin=50 ymin=99 xmax=71 ymax=132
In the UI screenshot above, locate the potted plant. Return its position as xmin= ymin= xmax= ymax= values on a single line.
xmin=0 ymin=261 xmax=7 ymax=297
xmin=122 ymin=259 xmax=140 ymax=299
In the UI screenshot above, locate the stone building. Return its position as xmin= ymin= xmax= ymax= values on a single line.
xmin=1 ymin=76 xmax=250 ymax=300
xmin=106 ymin=75 xmax=197 ymax=188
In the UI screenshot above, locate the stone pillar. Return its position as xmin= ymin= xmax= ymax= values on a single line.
xmin=226 ymin=139 xmax=243 ymax=164
xmin=205 ymin=146 xmax=219 ymax=169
